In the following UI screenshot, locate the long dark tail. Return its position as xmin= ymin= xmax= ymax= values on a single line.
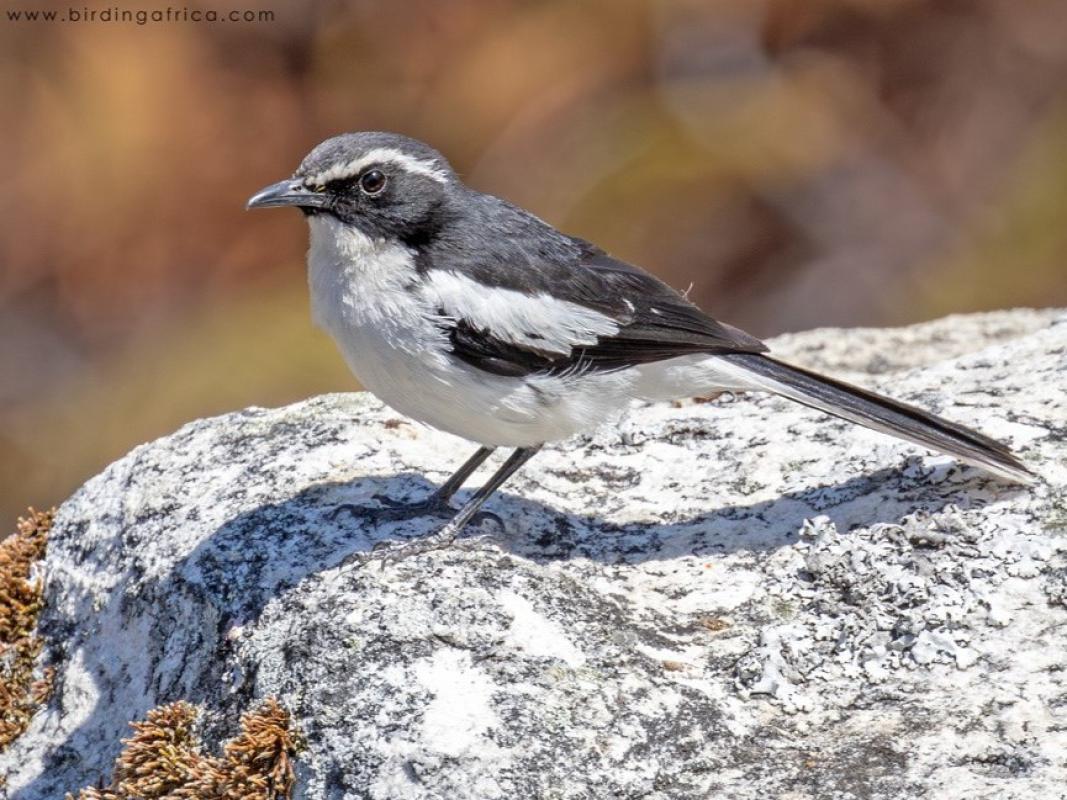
xmin=722 ymin=353 xmax=1034 ymax=484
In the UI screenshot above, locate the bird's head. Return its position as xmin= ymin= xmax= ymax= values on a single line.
xmin=247 ymin=131 xmax=456 ymax=243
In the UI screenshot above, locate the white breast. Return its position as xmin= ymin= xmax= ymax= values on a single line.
xmin=306 ymin=216 xmax=442 ymax=402
xmin=306 ymin=216 xmax=627 ymax=446
xmin=307 ymin=216 xmax=584 ymax=448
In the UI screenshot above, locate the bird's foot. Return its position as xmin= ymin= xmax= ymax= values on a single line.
xmin=329 ymin=492 xmax=456 ymax=524
xmin=368 ymin=510 xmax=506 ymax=569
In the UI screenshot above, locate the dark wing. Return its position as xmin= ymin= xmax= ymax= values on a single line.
xmin=573 ymin=239 xmax=766 ymax=360
xmin=423 ymin=237 xmax=766 ymax=379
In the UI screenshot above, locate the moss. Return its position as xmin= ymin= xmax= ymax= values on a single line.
xmin=0 ymin=508 xmax=55 ymax=752
xmin=68 ymin=698 xmax=299 ymax=799
xmin=0 ymin=508 xmax=298 ymax=795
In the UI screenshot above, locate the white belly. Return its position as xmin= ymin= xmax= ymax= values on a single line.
xmin=306 ymin=216 xmax=636 ymax=446
xmin=335 ymin=325 xmax=639 ymax=446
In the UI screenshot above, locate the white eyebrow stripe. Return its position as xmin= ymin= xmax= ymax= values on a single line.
xmin=307 ymin=147 xmax=450 ymax=186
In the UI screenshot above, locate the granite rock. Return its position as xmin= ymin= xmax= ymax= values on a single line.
xmin=3 ymin=309 xmax=1066 ymax=799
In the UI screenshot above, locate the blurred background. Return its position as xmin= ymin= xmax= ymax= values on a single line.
xmin=2 ymin=0 xmax=1066 ymax=521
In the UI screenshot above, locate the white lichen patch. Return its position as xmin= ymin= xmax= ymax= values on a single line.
xmin=498 ymin=590 xmax=586 ymax=667
xmin=413 ymin=649 xmax=502 ymax=759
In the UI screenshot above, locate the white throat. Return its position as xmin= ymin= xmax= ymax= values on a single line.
xmin=305 ymin=214 xmax=419 ymax=335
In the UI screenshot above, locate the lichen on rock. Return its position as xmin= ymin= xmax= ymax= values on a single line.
xmin=66 ymin=698 xmax=297 ymax=800
xmin=2 ymin=309 xmax=1066 ymax=799
xmin=0 ymin=508 xmax=54 ymax=754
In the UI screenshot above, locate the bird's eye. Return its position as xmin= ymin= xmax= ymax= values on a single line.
xmin=359 ymin=169 xmax=387 ymax=195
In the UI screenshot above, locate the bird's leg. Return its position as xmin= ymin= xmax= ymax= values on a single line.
xmin=330 ymin=445 xmax=495 ymax=522
xmin=374 ymin=445 xmax=496 ymax=514
xmin=375 ymin=445 xmax=542 ymax=564
xmin=429 ymin=445 xmax=497 ymax=504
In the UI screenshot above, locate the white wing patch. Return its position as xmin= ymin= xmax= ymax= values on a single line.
xmin=421 ymin=270 xmax=619 ymax=356
xmin=306 ymin=147 xmax=450 ymax=186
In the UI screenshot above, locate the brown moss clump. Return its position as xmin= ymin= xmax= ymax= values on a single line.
xmin=0 ymin=507 xmax=55 ymax=751
xmin=69 ymin=698 xmax=299 ymax=799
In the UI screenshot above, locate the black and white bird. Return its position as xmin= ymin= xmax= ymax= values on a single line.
xmin=247 ymin=131 xmax=1033 ymax=552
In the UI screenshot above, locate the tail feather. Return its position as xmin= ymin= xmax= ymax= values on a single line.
xmin=721 ymin=353 xmax=1035 ymax=484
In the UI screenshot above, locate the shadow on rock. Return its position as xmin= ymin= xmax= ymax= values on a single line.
xmin=174 ymin=459 xmax=1012 ymax=630
xmin=20 ymin=460 xmax=1018 ymax=800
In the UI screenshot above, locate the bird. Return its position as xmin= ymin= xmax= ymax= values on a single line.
xmin=247 ymin=131 xmax=1033 ymax=556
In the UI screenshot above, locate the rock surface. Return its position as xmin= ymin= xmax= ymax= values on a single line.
xmin=3 ymin=309 xmax=1067 ymax=800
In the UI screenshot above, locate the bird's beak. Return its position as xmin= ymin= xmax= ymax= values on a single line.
xmin=246 ymin=178 xmax=329 ymax=210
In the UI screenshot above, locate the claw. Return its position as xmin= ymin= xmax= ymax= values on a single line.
xmin=328 ymin=503 xmax=374 ymax=522
xmin=373 ymin=524 xmax=462 ymax=569
xmin=371 ymin=492 xmax=416 ymax=509
xmin=330 ymin=494 xmax=454 ymax=525
xmin=470 ymin=509 xmax=505 ymax=532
